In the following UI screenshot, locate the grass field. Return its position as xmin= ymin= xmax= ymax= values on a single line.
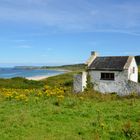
xmin=0 ymin=67 xmax=139 ymax=139
xmin=0 ymin=92 xmax=140 ymax=140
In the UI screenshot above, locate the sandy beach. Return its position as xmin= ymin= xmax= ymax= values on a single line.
xmin=26 ymin=70 xmax=70 ymax=81
xmin=26 ymin=75 xmax=50 ymax=80
xmin=26 ymin=74 xmax=59 ymax=80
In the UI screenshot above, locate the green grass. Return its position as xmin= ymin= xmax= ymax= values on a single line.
xmin=0 ymin=94 xmax=140 ymax=140
xmin=42 ymin=72 xmax=75 ymax=88
xmin=0 ymin=77 xmax=45 ymax=89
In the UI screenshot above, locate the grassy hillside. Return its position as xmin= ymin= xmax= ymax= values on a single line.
xmin=0 ymin=77 xmax=45 ymax=89
xmin=0 ymin=89 xmax=140 ymax=140
xmin=0 ymin=65 xmax=140 ymax=139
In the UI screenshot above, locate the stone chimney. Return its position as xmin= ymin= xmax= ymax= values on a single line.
xmin=91 ymin=51 xmax=98 ymax=57
xmin=86 ymin=51 xmax=98 ymax=67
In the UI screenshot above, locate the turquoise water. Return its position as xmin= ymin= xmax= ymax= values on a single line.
xmin=0 ymin=68 xmax=64 ymax=79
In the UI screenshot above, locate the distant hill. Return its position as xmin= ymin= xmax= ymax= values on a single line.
xmin=14 ymin=64 xmax=86 ymax=71
xmin=41 ymin=64 xmax=86 ymax=71
xmin=135 ymin=56 xmax=140 ymax=65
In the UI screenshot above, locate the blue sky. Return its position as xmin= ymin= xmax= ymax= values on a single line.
xmin=0 ymin=0 xmax=140 ymax=66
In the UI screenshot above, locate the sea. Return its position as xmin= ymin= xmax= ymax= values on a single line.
xmin=0 ymin=68 xmax=65 ymax=79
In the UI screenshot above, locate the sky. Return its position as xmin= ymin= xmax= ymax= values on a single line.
xmin=0 ymin=0 xmax=140 ymax=67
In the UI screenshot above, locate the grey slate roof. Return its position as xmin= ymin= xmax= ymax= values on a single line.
xmin=88 ymin=56 xmax=131 ymax=71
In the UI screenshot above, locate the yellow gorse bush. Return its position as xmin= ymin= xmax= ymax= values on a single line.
xmin=44 ymin=85 xmax=64 ymax=98
xmin=0 ymin=85 xmax=65 ymax=102
xmin=0 ymin=88 xmax=34 ymax=101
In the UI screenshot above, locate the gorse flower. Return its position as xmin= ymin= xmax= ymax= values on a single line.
xmin=0 ymin=88 xmax=33 ymax=101
xmin=44 ymin=85 xmax=65 ymax=97
xmin=57 ymin=95 xmax=64 ymax=100
xmin=0 ymin=85 xmax=65 ymax=102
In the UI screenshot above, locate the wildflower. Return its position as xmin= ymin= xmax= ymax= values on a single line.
xmin=57 ymin=95 xmax=64 ymax=100
xmin=79 ymin=96 xmax=84 ymax=100
xmin=100 ymin=123 xmax=105 ymax=129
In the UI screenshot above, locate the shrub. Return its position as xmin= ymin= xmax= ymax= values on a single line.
xmin=0 ymin=77 xmax=45 ymax=89
xmin=44 ymin=85 xmax=65 ymax=97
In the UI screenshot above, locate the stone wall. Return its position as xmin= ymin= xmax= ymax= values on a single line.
xmin=89 ymin=70 xmax=140 ymax=96
xmin=89 ymin=70 xmax=128 ymax=95
xmin=127 ymin=80 xmax=140 ymax=95
xmin=73 ymin=70 xmax=140 ymax=95
xmin=73 ymin=72 xmax=87 ymax=93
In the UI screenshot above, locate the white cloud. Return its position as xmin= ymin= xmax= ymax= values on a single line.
xmin=0 ymin=0 xmax=140 ymax=34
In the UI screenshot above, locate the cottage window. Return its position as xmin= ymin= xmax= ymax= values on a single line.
xmin=101 ymin=73 xmax=114 ymax=80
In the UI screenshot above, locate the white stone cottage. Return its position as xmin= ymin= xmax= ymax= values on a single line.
xmin=74 ymin=51 xmax=140 ymax=95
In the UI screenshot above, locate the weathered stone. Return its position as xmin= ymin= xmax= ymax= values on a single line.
xmin=73 ymin=72 xmax=87 ymax=93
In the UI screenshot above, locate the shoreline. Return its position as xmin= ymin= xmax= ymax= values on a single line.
xmin=26 ymin=73 xmax=61 ymax=81
xmin=0 ymin=68 xmax=71 ymax=81
xmin=26 ymin=70 xmax=70 ymax=81
xmin=26 ymin=75 xmax=50 ymax=81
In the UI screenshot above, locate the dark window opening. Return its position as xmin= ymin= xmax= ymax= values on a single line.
xmin=101 ymin=73 xmax=115 ymax=80
xmin=133 ymin=67 xmax=135 ymax=74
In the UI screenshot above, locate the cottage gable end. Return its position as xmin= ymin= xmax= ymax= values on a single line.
xmin=123 ymin=56 xmax=133 ymax=70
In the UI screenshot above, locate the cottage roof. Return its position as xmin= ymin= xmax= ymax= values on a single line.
xmin=88 ymin=56 xmax=133 ymax=71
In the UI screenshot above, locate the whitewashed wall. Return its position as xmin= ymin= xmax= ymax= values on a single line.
xmin=128 ymin=57 xmax=138 ymax=82
xmin=89 ymin=70 xmax=131 ymax=95
xmin=73 ymin=69 xmax=140 ymax=95
xmin=73 ymin=72 xmax=87 ymax=93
